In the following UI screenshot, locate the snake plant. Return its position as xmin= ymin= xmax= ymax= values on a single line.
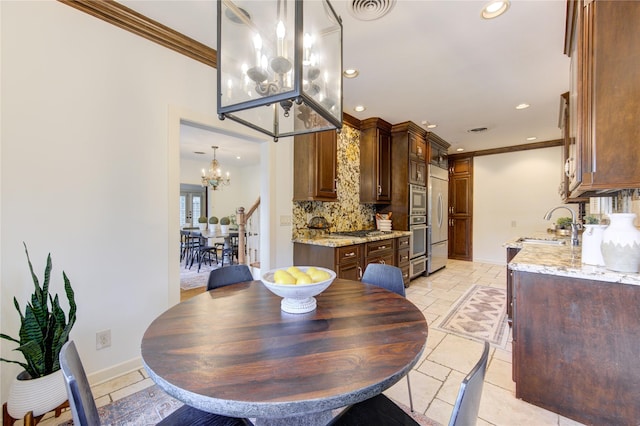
xmin=0 ymin=243 xmax=77 ymax=379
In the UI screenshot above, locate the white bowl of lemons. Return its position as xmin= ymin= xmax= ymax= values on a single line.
xmin=261 ymin=266 xmax=336 ymax=314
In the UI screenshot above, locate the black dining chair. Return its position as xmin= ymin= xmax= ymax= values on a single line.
xmin=206 ymin=264 xmax=254 ymax=291
xmin=59 ymin=341 xmax=253 ymax=426
xmin=360 ymin=263 xmax=413 ymax=411
xmin=328 ymin=341 xmax=491 ymax=426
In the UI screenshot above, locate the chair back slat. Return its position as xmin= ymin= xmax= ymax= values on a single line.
xmin=207 ymin=264 xmax=254 ymax=290
xmin=449 ymin=341 xmax=490 ymax=426
xmin=361 ymin=263 xmax=405 ymax=297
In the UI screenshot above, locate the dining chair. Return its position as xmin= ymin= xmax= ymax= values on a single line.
xmin=328 ymin=341 xmax=490 ymax=426
xmin=206 ymin=264 xmax=254 ymax=291
xmin=360 ymin=263 xmax=412 ymax=411
xmin=59 ymin=341 xmax=253 ymax=426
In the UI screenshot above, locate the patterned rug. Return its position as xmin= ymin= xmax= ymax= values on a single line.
xmin=435 ymin=285 xmax=509 ymax=348
xmin=179 ymin=258 xmax=219 ymax=290
xmin=59 ymin=385 xmax=441 ymax=425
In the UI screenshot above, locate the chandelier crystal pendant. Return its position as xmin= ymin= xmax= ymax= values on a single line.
xmin=217 ymin=0 xmax=343 ymax=142
xmin=201 ymin=146 xmax=231 ymax=190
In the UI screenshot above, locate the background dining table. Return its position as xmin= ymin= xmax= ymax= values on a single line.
xmin=141 ymin=278 xmax=428 ymax=425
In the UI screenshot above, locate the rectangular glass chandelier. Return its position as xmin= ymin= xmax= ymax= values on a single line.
xmin=217 ymin=0 xmax=343 ymax=141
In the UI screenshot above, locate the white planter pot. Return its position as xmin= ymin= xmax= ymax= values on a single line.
xmin=7 ymin=369 xmax=68 ymax=419
xmin=581 ymin=224 xmax=607 ymax=266
xmin=220 ymin=224 xmax=229 ymax=234
xmin=198 ymin=223 xmax=207 ymax=231
xmin=601 ymin=213 xmax=640 ymax=273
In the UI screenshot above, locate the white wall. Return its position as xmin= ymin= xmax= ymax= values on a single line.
xmin=0 ymin=1 xmax=294 ymax=401
xmin=180 ymin=157 xmax=261 ymax=221
xmin=473 ymin=146 xmax=576 ymax=264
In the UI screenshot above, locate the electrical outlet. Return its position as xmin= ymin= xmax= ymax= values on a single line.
xmin=96 ymin=329 xmax=111 ymax=350
xmin=511 ymin=220 xmax=517 ymax=228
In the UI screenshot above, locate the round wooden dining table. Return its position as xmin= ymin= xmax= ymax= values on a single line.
xmin=141 ymin=279 xmax=428 ymax=425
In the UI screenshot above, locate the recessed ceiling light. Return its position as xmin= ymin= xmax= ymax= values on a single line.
xmin=354 ymin=105 xmax=366 ymax=112
xmin=516 ymin=103 xmax=530 ymax=110
xmin=481 ymin=0 xmax=510 ymax=19
xmin=236 ymin=155 xmax=241 ymax=160
xmin=456 ymin=148 xmax=465 ymax=152
xmin=526 ymin=137 xmax=537 ymax=141
xmin=343 ymin=69 xmax=359 ymax=78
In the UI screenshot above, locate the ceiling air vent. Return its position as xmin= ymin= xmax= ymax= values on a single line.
xmin=349 ymin=0 xmax=396 ymax=21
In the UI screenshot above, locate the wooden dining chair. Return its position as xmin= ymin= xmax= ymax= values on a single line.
xmin=59 ymin=341 xmax=253 ymax=426
xmin=360 ymin=263 xmax=413 ymax=411
xmin=328 ymin=341 xmax=491 ymax=426
xmin=207 ymin=264 xmax=254 ymax=291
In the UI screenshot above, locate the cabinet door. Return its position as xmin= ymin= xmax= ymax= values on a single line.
xmin=376 ymin=130 xmax=392 ymax=201
xmin=409 ymin=159 xmax=426 ymax=185
xmin=293 ymin=130 xmax=337 ymax=201
xmin=409 ymin=134 xmax=426 ymax=160
xmin=360 ymin=120 xmax=392 ymax=203
xmin=337 ymin=261 xmax=361 ymax=281
xmin=448 ymin=157 xmax=473 ymax=261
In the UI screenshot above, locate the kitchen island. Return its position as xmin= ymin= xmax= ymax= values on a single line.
xmin=293 ymin=231 xmax=412 ymax=285
xmin=506 ymin=242 xmax=640 ymax=425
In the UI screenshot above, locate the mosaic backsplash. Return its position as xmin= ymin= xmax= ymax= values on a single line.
xmin=292 ymin=125 xmax=376 ymax=239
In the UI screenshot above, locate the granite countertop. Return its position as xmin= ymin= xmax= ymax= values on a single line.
xmin=507 ymin=238 xmax=640 ymax=286
xmin=293 ymin=230 xmax=411 ymax=248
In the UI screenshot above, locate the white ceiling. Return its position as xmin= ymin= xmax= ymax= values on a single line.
xmin=121 ymin=0 xmax=570 ymax=166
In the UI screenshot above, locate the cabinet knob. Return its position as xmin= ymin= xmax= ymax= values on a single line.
xmin=377 ymin=185 xmax=382 ymax=195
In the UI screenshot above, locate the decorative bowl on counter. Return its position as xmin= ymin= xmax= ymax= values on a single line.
xmin=261 ymin=266 xmax=336 ymax=314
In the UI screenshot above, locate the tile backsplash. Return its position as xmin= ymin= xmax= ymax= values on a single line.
xmin=292 ymin=125 xmax=376 ymax=239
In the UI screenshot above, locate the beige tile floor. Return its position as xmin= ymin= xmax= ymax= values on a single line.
xmin=36 ymin=259 xmax=586 ymax=426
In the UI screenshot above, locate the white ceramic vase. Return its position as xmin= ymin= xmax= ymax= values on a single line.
xmin=220 ymin=224 xmax=229 ymax=234
xmin=7 ymin=369 xmax=68 ymax=419
xmin=198 ymin=223 xmax=207 ymax=231
xmin=600 ymin=213 xmax=640 ymax=273
xmin=581 ymin=224 xmax=607 ymax=266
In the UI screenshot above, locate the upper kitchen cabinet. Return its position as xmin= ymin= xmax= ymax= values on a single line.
xmin=392 ymin=122 xmax=428 ymax=187
xmin=565 ymin=0 xmax=640 ymax=197
xmin=428 ymin=133 xmax=449 ymax=170
xmin=360 ymin=118 xmax=392 ymax=204
xmin=293 ymin=130 xmax=338 ymax=202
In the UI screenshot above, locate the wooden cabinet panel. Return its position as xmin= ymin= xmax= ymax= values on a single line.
xmin=409 ymin=133 xmax=426 ymax=161
xmin=293 ymin=130 xmax=337 ymax=201
xmin=429 ymin=133 xmax=449 ymax=170
xmin=566 ymin=0 xmax=640 ymax=197
xmin=409 ymin=159 xmax=426 ymax=186
xmin=448 ymin=157 xmax=473 ymax=261
xmin=513 ymin=271 xmax=640 ymax=424
xmin=360 ymin=118 xmax=392 ymax=203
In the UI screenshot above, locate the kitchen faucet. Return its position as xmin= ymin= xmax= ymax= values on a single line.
xmin=544 ymin=206 xmax=581 ymax=246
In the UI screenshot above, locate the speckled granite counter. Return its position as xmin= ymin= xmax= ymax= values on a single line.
xmin=293 ymin=230 xmax=411 ymax=248
xmin=507 ymin=241 xmax=640 ymax=286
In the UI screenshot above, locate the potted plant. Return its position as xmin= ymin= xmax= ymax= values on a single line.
xmin=555 ymin=217 xmax=573 ymax=236
xmin=220 ymin=216 xmax=231 ymax=234
xmin=1 ymin=243 xmax=77 ymax=420
xmin=197 ymin=215 xmax=208 ymax=231
xmin=208 ymin=216 xmax=219 ymax=233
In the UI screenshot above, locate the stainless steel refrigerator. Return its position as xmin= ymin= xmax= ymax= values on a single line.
xmin=428 ymin=165 xmax=449 ymax=273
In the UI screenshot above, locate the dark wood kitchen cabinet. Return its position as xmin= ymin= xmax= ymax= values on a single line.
xmin=429 ymin=133 xmax=449 ymax=170
xmin=360 ymin=118 xmax=392 ymax=204
xmin=512 ymin=270 xmax=640 ymax=425
xmin=396 ymin=236 xmax=411 ymax=286
xmin=293 ymin=243 xmax=362 ymax=281
xmin=505 ymin=247 xmax=521 ymax=327
xmin=564 ymin=0 xmax=640 ymax=197
xmin=448 ymin=156 xmax=473 ymax=261
xmin=293 ymin=130 xmax=337 ymax=201
xmin=363 ymin=238 xmax=395 ymax=270
xmin=379 ymin=121 xmax=428 ymax=231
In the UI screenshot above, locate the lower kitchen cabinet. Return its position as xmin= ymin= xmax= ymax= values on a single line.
xmin=396 ymin=236 xmax=410 ymax=286
xmin=294 ymin=236 xmax=407 ymax=282
xmin=505 ymin=247 xmax=521 ymax=327
xmin=512 ymin=270 xmax=640 ymax=425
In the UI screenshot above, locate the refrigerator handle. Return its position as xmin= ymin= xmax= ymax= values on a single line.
xmin=437 ymin=193 xmax=443 ymax=228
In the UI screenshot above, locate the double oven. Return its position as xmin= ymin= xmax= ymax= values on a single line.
xmin=409 ymin=184 xmax=428 ymax=277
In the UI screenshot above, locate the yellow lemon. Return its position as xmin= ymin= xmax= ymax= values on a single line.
xmin=296 ymin=273 xmax=313 ymax=285
xmin=274 ymin=270 xmax=296 ymax=285
xmin=306 ymin=267 xmax=319 ymax=276
xmin=312 ymin=271 xmax=331 ymax=282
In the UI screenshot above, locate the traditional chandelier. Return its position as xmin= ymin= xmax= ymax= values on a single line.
xmin=217 ymin=0 xmax=343 ymax=142
xmin=201 ymin=146 xmax=230 ymax=190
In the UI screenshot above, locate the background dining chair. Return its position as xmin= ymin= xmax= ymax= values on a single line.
xmin=206 ymin=264 xmax=254 ymax=291
xmin=59 ymin=341 xmax=253 ymax=426
xmin=361 ymin=263 xmax=413 ymax=411
xmin=328 ymin=341 xmax=490 ymax=426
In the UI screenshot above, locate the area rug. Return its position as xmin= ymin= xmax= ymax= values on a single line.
xmin=180 ymin=259 xmax=219 ymax=290
xmin=435 ymin=285 xmax=509 ymax=348
xmin=59 ymin=385 xmax=441 ymax=426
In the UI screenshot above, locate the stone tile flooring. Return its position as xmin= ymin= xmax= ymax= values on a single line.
xmin=37 ymin=259 xmax=586 ymax=426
